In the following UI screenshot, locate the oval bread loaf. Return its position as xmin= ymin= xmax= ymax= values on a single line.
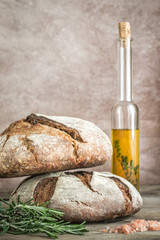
xmin=0 ymin=114 xmax=112 ymax=177
xmin=11 ymin=171 xmax=143 ymax=222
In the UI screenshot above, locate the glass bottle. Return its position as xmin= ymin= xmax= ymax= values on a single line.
xmin=111 ymin=23 xmax=139 ymax=190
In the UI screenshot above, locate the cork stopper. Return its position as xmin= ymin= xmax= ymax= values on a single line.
xmin=119 ymin=22 xmax=131 ymax=39
xmin=119 ymin=22 xmax=131 ymax=47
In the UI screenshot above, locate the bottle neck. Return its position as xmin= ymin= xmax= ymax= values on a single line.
xmin=118 ymin=38 xmax=133 ymax=101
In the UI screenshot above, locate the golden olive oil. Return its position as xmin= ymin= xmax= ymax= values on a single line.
xmin=111 ymin=129 xmax=139 ymax=190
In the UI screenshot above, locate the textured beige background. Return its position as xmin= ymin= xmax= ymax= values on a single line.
xmin=0 ymin=0 xmax=160 ymax=191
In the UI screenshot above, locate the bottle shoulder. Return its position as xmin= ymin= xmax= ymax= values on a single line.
xmin=111 ymin=101 xmax=139 ymax=112
xmin=111 ymin=101 xmax=139 ymax=129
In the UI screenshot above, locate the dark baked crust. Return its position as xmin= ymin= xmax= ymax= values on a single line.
xmin=25 ymin=114 xmax=84 ymax=142
xmin=66 ymin=171 xmax=93 ymax=188
xmin=110 ymin=177 xmax=133 ymax=216
xmin=33 ymin=177 xmax=58 ymax=204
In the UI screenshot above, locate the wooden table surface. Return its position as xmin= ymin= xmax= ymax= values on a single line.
xmin=0 ymin=185 xmax=160 ymax=240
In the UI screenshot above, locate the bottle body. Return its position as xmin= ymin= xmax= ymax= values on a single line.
xmin=111 ymin=33 xmax=139 ymax=190
xmin=111 ymin=101 xmax=139 ymax=189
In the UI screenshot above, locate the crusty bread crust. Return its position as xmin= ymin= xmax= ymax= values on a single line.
xmin=0 ymin=114 xmax=112 ymax=177
xmin=11 ymin=171 xmax=143 ymax=222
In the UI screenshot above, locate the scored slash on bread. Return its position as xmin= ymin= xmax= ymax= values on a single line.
xmin=11 ymin=171 xmax=143 ymax=222
xmin=0 ymin=114 xmax=112 ymax=177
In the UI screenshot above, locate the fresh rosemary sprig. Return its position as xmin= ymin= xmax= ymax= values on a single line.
xmin=0 ymin=196 xmax=88 ymax=239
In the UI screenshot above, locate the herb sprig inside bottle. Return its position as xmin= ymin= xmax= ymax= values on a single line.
xmin=114 ymin=139 xmax=139 ymax=188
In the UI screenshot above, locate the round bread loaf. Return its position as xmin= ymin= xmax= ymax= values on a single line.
xmin=11 ymin=171 xmax=143 ymax=222
xmin=0 ymin=114 xmax=112 ymax=177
